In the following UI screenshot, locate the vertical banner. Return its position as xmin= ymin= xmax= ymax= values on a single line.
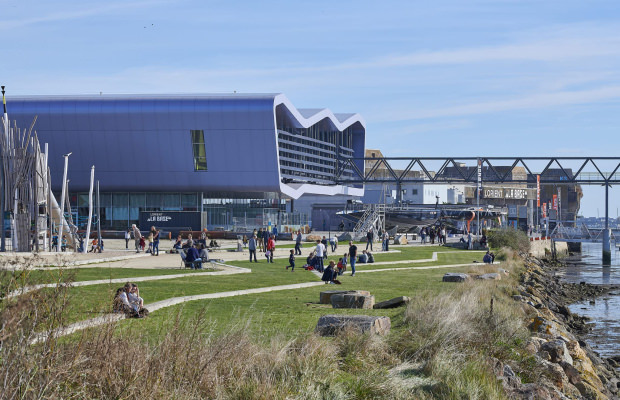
xmin=542 ymin=203 xmax=547 ymax=218
xmin=477 ymin=159 xmax=482 ymax=192
xmin=536 ymin=175 xmax=540 ymax=207
xmin=557 ymin=187 xmax=561 ymax=217
xmin=552 ymin=194 xmax=558 ymax=210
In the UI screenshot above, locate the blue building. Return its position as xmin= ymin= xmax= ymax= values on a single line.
xmin=8 ymin=94 xmax=365 ymax=230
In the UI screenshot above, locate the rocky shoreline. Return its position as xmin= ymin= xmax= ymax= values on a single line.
xmin=499 ymin=255 xmax=620 ymax=399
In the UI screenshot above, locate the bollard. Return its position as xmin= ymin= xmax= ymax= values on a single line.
xmin=603 ymin=228 xmax=611 ymax=265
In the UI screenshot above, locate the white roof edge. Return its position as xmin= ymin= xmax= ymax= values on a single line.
xmin=279 ymin=182 xmax=364 ymax=200
xmin=274 ymin=94 xmax=366 ymax=131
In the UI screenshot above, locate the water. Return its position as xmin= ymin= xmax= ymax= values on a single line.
xmin=556 ymin=242 xmax=620 ymax=359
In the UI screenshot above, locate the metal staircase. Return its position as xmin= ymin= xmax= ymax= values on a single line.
xmin=352 ymin=204 xmax=386 ymax=240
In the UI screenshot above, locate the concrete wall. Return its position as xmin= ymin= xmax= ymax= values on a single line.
xmin=529 ymin=239 xmax=568 ymax=258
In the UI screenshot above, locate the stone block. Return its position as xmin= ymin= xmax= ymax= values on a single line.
xmin=393 ymin=235 xmax=408 ymax=245
xmin=331 ymin=293 xmax=375 ymax=309
xmin=306 ymin=235 xmax=322 ymax=242
xmin=319 ymin=290 xmax=370 ymax=304
xmin=315 ymin=315 xmax=391 ymax=336
xmin=442 ymin=273 xmax=471 ymax=282
xmin=373 ymin=296 xmax=410 ymax=309
xmin=477 ymin=273 xmax=502 ymax=280
xmin=337 ymin=232 xmax=352 ymax=242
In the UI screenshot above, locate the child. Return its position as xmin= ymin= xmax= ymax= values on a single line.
xmin=265 ymin=249 xmax=272 ymax=263
xmin=139 ymin=236 xmax=146 ymax=251
xmin=337 ymin=257 xmax=346 ymax=275
xmin=286 ymin=249 xmax=295 ymax=271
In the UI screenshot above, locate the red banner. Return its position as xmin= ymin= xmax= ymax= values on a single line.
xmin=536 ymin=175 xmax=540 ymax=207
xmin=552 ymin=195 xmax=558 ymax=210
xmin=542 ymin=203 xmax=547 ymax=218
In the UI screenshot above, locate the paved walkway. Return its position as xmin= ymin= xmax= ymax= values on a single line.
xmin=8 ymin=262 xmax=251 ymax=299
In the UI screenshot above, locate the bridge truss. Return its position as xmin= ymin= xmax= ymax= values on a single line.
xmin=335 ymin=157 xmax=620 ymax=185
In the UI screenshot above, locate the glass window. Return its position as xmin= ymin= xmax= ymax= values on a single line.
xmin=191 ymin=129 xmax=208 ymax=171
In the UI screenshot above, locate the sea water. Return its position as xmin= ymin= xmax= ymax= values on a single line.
xmin=556 ymin=242 xmax=620 ymax=358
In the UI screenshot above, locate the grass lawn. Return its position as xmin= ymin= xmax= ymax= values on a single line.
xmin=108 ymin=266 xmax=468 ymax=341
xmin=20 ymin=246 xmax=491 ymax=329
xmin=12 ymin=267 xmax=200 ymax=285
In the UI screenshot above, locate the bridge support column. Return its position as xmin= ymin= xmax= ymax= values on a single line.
xmin=603 ymin=183 xmax=611 ymax=265
xmin=603 ymin=229 xmax=611 ymax=264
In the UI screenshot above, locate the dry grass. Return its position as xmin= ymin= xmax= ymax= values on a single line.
xmin=0 ymin=248 xmax=536 ymax=399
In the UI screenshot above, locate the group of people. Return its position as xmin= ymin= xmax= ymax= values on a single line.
xmin=114 ymin=282 xmax=149 ymax=318
xmin=365 ymin=228 xmax=390 ymax=252
xmin=129 ymin=225 xmax=160 ymax=256
xmin=419 ymin=226 xmax=447 ymax=245
xmin=247 ymin=230 xmax=276 ymax=262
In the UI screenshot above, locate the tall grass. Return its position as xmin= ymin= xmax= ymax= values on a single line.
xmin=1 ymin=252 xmax=536 ymax=399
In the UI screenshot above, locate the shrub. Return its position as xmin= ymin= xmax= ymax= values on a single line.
xmin=487 ymin=228 xmax=530 ymax=254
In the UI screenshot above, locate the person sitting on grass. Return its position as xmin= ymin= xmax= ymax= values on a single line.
xmin=367 ymin=250 xmax=375 ymax=263
xmin=114 ymin=282 xmax=145 ymax=318
xmin=358 ymin=250 xmax=369 ymax=263
xmin=185 ymin=243 xmax=203 ymax=269
xmin=304 ymin=250 xmax=317 ymax=270
xmin=322 ymin=260 xmax=337 ymax=284
xmin=198 ymin=243 xmax=209 ymax=262
xmin=88 ymin=238 xmax=98 ymax=253
xmin=286 ymin=249 xmax=295 ymax=271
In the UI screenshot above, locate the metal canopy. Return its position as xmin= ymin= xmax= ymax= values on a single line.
xmin=335 ymin=157 xmax=620 ymax=185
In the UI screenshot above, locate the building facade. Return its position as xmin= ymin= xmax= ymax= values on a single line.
xmin=8 ymin=94 xmax=365 ymax=230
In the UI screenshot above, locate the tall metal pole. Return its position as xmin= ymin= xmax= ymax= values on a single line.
xmin=0 ymin=86 xmax=6 ymax=252
xmin=96 ymin=180 xmax=102 ymax=249
xmin=477 ymin=157 xmax=481 ymax=237
xmin=57 ymin=152 xmax=71 ymax=252
xmin=84 ymin=166 xmax=95 ymax=253
xmin=603 ymin=183 xmax=611 ymax=264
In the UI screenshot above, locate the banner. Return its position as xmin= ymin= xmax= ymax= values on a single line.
xmin=477 ymin=159 xmax=482 ymax=191
xmin=552 ymin=195 xmax=558 ymax=210
xmin=536 ymin=175 xmax=540 ymax=207
xmin=542 ymin=203 xmax=547 ymax=219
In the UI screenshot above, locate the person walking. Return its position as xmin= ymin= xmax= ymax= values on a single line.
xmin=248 ymin=235 xmax=258 ymax=262
xmin=348 ymin=241 xmax=358 ymax=276
xmin=383 ymin=230 xmax=389 ymax=251
xmin=294 ymin=230 xmax=302 ymax=255
xmin=366 ymin=228 xmax=373 ymax=251
xmin=132 ymin=224 xmax=142 ymax=253
xmin=257 ymin=228 xmax=264 ymax=252
xmin=152 ymin=227 xmax=160 ymax=256
xmin=286 ymin=249 xmax=295 ymax=271
xmin=124 ymin=229 xmax=131 ymax=249
xmin=315 ymin=239 xmax=325 ymax=272
xmin=266 ymin=235 xmax=275 ymax=263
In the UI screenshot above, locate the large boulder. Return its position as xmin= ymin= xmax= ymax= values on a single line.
xmin=337 ymin=232 xmax=352 ymax=242
xmin=331 ymin=293 xmax=375 ymax=309
xmin=540 ymin=340 xmax=573 ymax=365
xmin=315 ymin=315 xmax=391 ymax=336
xmin=373 ymin=296 xmax=410 ymax=309
xmin=477 ymin=273 xmax=501 ymax=280
xmin=306 ymin=234 xmax=322 ymax=242
xmin=319 ymin=290 xmax=370 ymax=304
xmin=393 ymin=235 xmax=408 ymax=245
xmin=442 ymin=273 xmax=471 ymax=282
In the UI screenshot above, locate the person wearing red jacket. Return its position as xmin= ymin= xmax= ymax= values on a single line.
xmin=266 ymin=235 xmax=275 ymax=263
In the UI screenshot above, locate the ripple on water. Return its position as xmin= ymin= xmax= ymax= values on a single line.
xmin=557 ymin=243 xmax=620 ymax=359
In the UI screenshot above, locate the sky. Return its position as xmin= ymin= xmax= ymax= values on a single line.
xmin=2 ymin=0 xmax=620 ymax=217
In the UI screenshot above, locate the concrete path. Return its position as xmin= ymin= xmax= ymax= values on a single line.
xmin=31 ymin=280 xmax=325 ymax=344
xmin=7 ymin=262 xmax=251 ymax=299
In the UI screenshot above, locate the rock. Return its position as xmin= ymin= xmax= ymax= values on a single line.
xmin=393 ymin=235 xmax=407 ymax=245
xmin=540 ymin=360 xmax=570 ymax=390
xmin=331 ymin=293 xmax=375 ymax=309
xmin=337 ymin=232 xmax=352 ymax=242
xmin=477 ymin=273 xmax=501 ymax=280
xmin=306 ymin=234 xmax=322 ymax=242
xmin=320 ymin=290 xmax=370 ymax=305
xmin=315 ymin=315 xmax=391 ymax=336
xmin=373 ymin=296 xmax=410 ymax=309
xmin=442 ymin=273 xmax=471 ymax=282
xmin=540 ymin=340 xmax=573 ymax=365
xmin=512 ymin=295 xmax=524 ymax=301
xmin=560 ymin=361 xmax=582 ymax=385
